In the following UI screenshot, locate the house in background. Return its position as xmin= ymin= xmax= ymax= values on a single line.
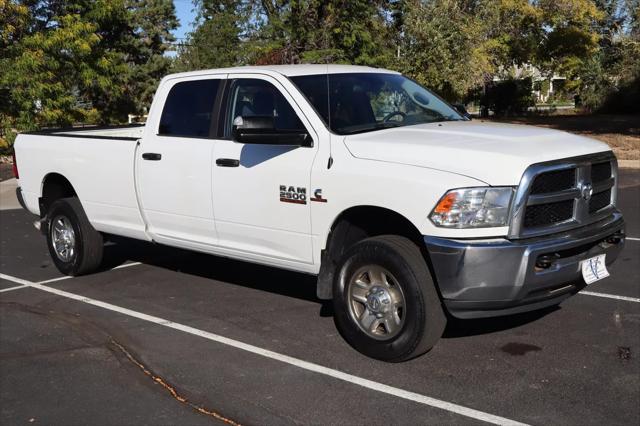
xmin=494 ymin=64 xmax=570 ymax=104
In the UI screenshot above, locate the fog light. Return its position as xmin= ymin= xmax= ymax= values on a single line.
xmin=535 ymin=254 xmax=559 ymax=270
xmin=605 ymin=234 xmax=624 ymax=244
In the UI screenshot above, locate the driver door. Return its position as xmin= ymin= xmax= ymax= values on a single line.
xmin=211 ymin=74 xmax=318 ymax=264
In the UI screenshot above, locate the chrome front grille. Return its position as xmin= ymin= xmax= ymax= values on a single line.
xmin=589 ymin=188 xmax=612 ymax=213
xmin=529 ymin=168 xmax=576 ymax=194
xmin=591 ymin=161 xmax=612 ymax=183
xmin=523 ymin=199 xmax=574 ymax=228
xmin=509 ymin=152 xmax=618 ymax=239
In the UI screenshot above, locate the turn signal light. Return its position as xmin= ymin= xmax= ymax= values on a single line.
xmin=434 ymin=192 xmax=457 ymax=213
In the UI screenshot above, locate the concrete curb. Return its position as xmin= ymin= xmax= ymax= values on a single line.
xmin=619 ymin=160 xmax=640 ymax=169
xmin=0 ymin=177 xmax=17 ymax=187
xmin=0 ymin=178 xmax=20 ymax=210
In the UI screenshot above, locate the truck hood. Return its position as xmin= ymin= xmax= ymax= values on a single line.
xmin=343 ymin=121 xmax=611 ymax=185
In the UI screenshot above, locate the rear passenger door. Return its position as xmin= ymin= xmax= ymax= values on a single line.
xmin=137 ymin=75 xmax=225 ymax=246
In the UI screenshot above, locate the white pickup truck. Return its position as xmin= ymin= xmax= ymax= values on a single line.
xmin=14 ymin=65 xmax=625 ymax=361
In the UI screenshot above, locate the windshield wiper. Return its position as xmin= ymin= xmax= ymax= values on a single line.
xmin=375 ymin=122 xmax=403 ymax=129
xmin=339 ymin=121 xmax=403 ymax=135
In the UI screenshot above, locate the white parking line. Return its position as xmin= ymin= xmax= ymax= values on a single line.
xmin=626 ymin=237 xmax=640 ymax=241
xmin=0 ymin=272 xmax=528 ymax=426
xmin=38 ymin=275 xmax=78 ymax=284
xmin=0 ymin=262 xmax=142 ymax=292
xmin=0 ymin=284 xmax=27 ymax=293
xmin=580 ymin=291 xmax=640 ymax=303
xmin=37 ymin=262 xmax=143 ymax=285
xmin=114 ymin=262 xmax=143 ymax=269
xmin=0 ymin=274 xmax=33 ymax=287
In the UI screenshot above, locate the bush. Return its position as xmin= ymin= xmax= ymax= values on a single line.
xmin=0 ymin=127 xmax=14 ymax=155
xmin=599 ymin=75 xmax=640 ymax=114
xmin=481 ymin=78 xmax=535 ymax=116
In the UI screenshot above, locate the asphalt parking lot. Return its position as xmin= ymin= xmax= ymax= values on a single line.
xmin=1 ymin=170 xmax=638 ymax=426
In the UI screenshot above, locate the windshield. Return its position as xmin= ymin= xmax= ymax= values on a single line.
xmin=290 ymin=73 xmax=465 ymax=135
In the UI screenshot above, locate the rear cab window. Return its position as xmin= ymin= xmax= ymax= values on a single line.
xmin=159 ymin=79 xmax=221 ymax=138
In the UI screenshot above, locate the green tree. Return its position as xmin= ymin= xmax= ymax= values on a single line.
xmin=175 ymin=0 xmax=396 ymax=69
xmin=0 ymin=0 xmax=29 ymax=148
xmin=1 ymin=7 xmax=110 ymax=134
xmin=277 ymin=0 xmax=395 ymax=66
xmin=631 ymin=0 xmax=640 ymax=37
xmin=77 ymin=0 xmax=178 ymax=119
xmin=173 ymin=0 xmax=245 ymax=71
xmin=536 ymin=0 xmax=603 ymax=80
xmin=577 ymin=0 xmax=639 ymax=110
xmin=124 ymin=0 xmax=179 ymax=114
xmin=399 ymin=0 xmax=494 ymax=101
xmin=479 ymin=0 xmax=543 ymax=70
xmin=0 ymin=0 xmax=28 ymax=50
xmin=0 ymin=0 xmax=177 ymax=147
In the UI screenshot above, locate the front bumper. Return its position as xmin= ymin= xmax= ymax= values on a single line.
xmin=425 ymin=212 xmax=625 ymax=319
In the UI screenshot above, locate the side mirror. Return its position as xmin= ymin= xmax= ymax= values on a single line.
xmin=452 ymin=104 xmax=472 ymax=120
xmin=232 ymin=116 xmax=312 ymax=147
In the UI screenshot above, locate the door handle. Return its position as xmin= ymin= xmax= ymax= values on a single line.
xmin=142 ymin=153 xmax=162 ymax=161
xmin=216 ymin=158 xmax=239 ymax=167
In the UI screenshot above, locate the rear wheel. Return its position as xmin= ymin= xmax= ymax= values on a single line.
xmin=46 ymin=197 xmax=103 ymax=276
xmin=333 ymin=235 xmax=446 ymax=362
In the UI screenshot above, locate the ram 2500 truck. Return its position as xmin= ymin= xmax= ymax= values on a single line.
xmin=14 ymin=65 xmax=625 ymax=362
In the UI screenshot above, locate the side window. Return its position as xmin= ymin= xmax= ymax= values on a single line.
xmin=159 ymin=79 xmax=220 ymax=138
xmin=227 ymin=79 xmax=305 ymax=134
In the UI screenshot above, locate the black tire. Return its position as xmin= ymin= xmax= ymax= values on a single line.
xmin=333 ymin=235 xmax=446 ymax=362
xmin=46 ymin=197 xmax=103 ymax=276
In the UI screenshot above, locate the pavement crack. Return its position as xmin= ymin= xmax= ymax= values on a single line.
xmin=109 ymin=339 xmax=241 ymax=425
xmin=2 ymin=301 xmax=242 ymax=424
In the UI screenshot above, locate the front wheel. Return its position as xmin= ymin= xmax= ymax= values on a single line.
xmin=333 ymin=235 xmax=446 ymax=362
xmin=46 ymin=197 xmax=104 ymax=276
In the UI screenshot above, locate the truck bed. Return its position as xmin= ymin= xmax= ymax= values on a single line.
xmin=27 ymin=124 xmax=145 ymax=140
xmin=15 ymin=125 xmax=148 ymax=241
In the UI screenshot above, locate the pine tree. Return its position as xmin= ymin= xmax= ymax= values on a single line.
xmin=173 ymin=0 xmax=244 ymax=71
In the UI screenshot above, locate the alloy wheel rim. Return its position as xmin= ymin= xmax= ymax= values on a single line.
xmin=51 ymin=215 xmax=76 ymax=263
xmin=347 ymin=265 xmax=406 ymax=340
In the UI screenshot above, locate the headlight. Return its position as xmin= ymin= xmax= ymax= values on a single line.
xmin=429 ymin=187 xmax=514 ymax=228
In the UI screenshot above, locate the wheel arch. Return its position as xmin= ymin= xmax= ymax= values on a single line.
xmin=316 ymin=205 xmax=428 ymax=300
xmin=40 ymin=173 xmax=78 ymax=217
